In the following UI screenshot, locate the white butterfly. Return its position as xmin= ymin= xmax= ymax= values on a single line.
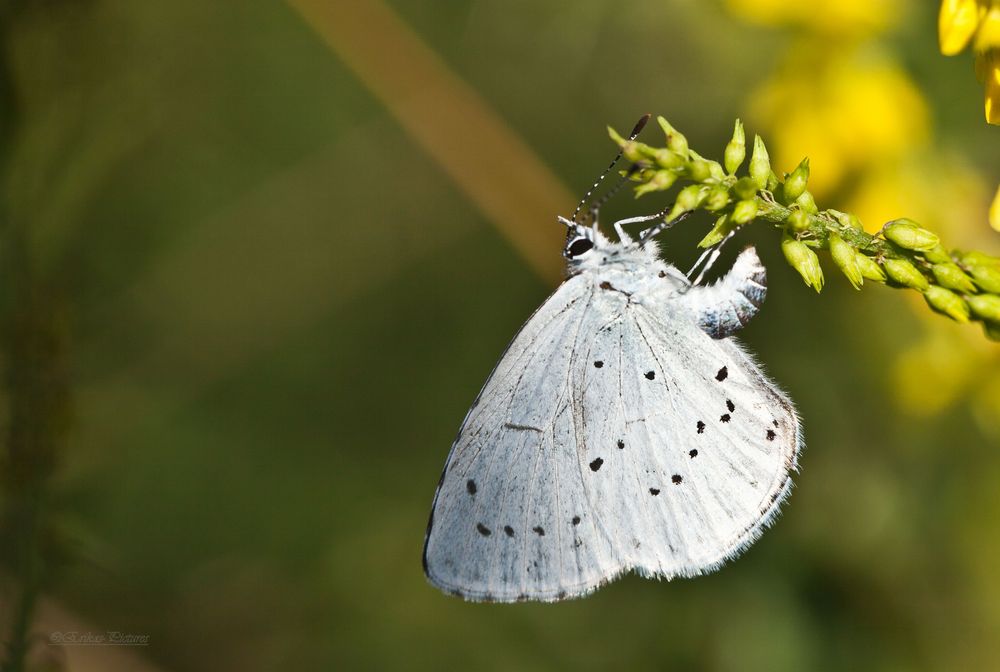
xmin=423 ymin=148 xmax=802 ymax=604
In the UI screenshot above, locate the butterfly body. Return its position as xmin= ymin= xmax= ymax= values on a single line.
xmin=424 ymin=226 xmax=801 ymax=602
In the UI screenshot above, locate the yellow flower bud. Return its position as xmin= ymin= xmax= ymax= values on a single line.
xmin=704 ymin=185 xmax=731 ymax=211
xmin=689 ymin=150 xmax=725 ymax=180
xmin=782 ymin=157 xmax=810 ymax=202
xmin=961 ymin=251 xmax=1000 ymax=268
xmin=855 ymin=253 xmax=887 ymax=283
xmin=609 ymin=126 xmax=655 ymax=162
xmin=931 ymin=262 xmax=977 ymax=293
xmin=830 ymin=210 xmax=863 ymax=231
xmin=653 ymin=149 xmax=685 ymax=169
xmin=962 ymin=252 xmax=1000 ymax=292
xmin=883 ymin=219 xmax=940 ymax=251
xmin=968 ymin=294 xmax=1000 ymax=322
xmin=829 ymin=233 xmax=863 ymax=290
xmin=974 ymin=6 xmax=1000 ymax=52
xmin=968 ymin=263 xmax=1000 ymax=293
xmin=687 ymin=159 xmax=712 ymax=182
xmin=698 ymin=214 xmax=735 ymax=248
xmin=883 ymin=258 xmax=930 ymax=290
xmin=624 ymin=143 xmax=650 ymax=163
xmin=990 ymin=183 xmax=1000 ymax=232
xmin=923 ymin=286 xmax=971 ymax=322
xmin=607 ymin=126 xmax=627 ymax=146
xmin=667 ymin=184 xmax=706 ymax=220
xmin=733 ymin=177 xmax=758 ymax=200
xmin=962 ymin=252 xmax=1000 ymax=268
xmin=923 ymin=244 xmax=952 ymax=264
xmin=749 ymin=135 xmax=771 ymax=190
xmin=795 ymin=190 xmax=818 ymax=214
xmin=657 ymin=116 xmax=689 ymax=156
xmin=634 ymin=169 xmax=678 ymax=197
xmin=724 ymin=119 xmax=746 ymax=175
xmin=731 ymin=198 xmax=758 ymax=225
xmin=939 ymin=0 xmax=983 ymax=55
xmin=766 ymin=170 xmax=780 ymax=192
xmin=781 ymin=235 xmax=824 ymax=293
xmin=786 ymin=209 xmax=810 ymax=234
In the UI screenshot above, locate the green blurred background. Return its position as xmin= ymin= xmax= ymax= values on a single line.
xmin=0 ymin=1 xmax=998 ymax=670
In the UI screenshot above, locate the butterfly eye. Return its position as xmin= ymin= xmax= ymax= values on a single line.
xmin=566 ymin=237 xmax=594 ymax=258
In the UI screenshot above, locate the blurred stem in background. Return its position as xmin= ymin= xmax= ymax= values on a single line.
xmin=0 ymin=4 xmax=71 ymax=671
xmin=285 ymin=0 xmax=574 ymax=284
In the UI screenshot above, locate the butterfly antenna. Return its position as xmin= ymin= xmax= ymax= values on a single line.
xmin=588 ymin=163 xmax=642 ymax=226
xmin=570 ymin=114 xmax=650 ymax=223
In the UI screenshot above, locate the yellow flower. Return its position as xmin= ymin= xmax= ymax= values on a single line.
xmin=985 ymin=50 xmax=1000 ymax=124
xmin=991 ymin=183 xmax=1000 ymax=232
xmin=846 ymin=155 xmax=987 ymax=235
xmin=974 ymin=5 xmax=1000 ymax=51
xmin=939 ymin=0 xmax=986 ymax=55
xmin=726 ymin=0 xmax=899 ymax=35
xmin=938 ymin=1 xmax=1000 ymax=124
xmin=750 ymin=45 xmax=928 ymax=196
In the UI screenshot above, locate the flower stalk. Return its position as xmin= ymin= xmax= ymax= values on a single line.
xmin=609 ymin=116 xmax=1000 ymax=341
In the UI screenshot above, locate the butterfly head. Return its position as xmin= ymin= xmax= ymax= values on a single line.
xmin=559 ymin=217 xmax=608 ymax=261
xmin=557 ymin=215 xmax=657 ymax=273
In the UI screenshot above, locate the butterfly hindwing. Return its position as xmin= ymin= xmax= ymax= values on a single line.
xmin=576 ymin=304 xmax=799 ymax=580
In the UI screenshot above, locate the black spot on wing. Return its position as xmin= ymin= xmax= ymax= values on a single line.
xmin=671 ymin=474 xmax=683 ymax=484
xmin=571 ymin=515 xmax=581 ymax=526
xmin=766 ymin=429 xmax=776 ymax=441
xmin=649 ymin=488 xmax=660 ymax=496
xmin=476 ymin=523 xmax=491 ymax=537
xmin=466 ymin=479 xmax=477 ymax=495
xmin=716 ymin=366 xmax=728 ymax=381
xmin=504 ymin=525 xmax=514 ymax=537
xmin=589 ymin=457 xmax=604 ymax=472
xmin=696 ymin=420 xmax=705 ymax=434
xmin=726 ymin=399 xmax=735 ymax=412
xmin=617 ymin=439 xmax=624 ymax=449
xmin=594 ymin=360 xmax=604 ymax=368
xmin=720 ymin=413 xmax=731 ymax=423
xmin=689 ymin=449 xmax=698 ymax=458
xmin=533 ymin=526 xmax=545 ymax=537
xmin=644 ymin=370 xmax=655 ymax=380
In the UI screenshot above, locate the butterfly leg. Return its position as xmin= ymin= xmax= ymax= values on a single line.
xmin=611 ymin=211 xmax=664 ymax=243
xmin=686 ymin=230 xmax=737 ymax=286
xmin=678 ymin=247 xmax=767 ymax=339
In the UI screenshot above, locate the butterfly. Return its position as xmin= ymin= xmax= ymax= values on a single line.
xmin=422 ymin=118 xmax=802 ymax=602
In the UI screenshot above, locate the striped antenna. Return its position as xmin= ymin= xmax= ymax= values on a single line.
xmin=587 ymin=163 xmax=642 ymax=224
xmin=570 ymin=114 xmax=650 ymax=223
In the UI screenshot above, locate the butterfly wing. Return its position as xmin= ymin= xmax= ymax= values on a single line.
xmin=423 ymin=276 xmax=623 ymax=601
xmin=423 ymin=276 xmax=801 ymax=602
xmin=575 ymin=302 xmax=800 ymax=580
